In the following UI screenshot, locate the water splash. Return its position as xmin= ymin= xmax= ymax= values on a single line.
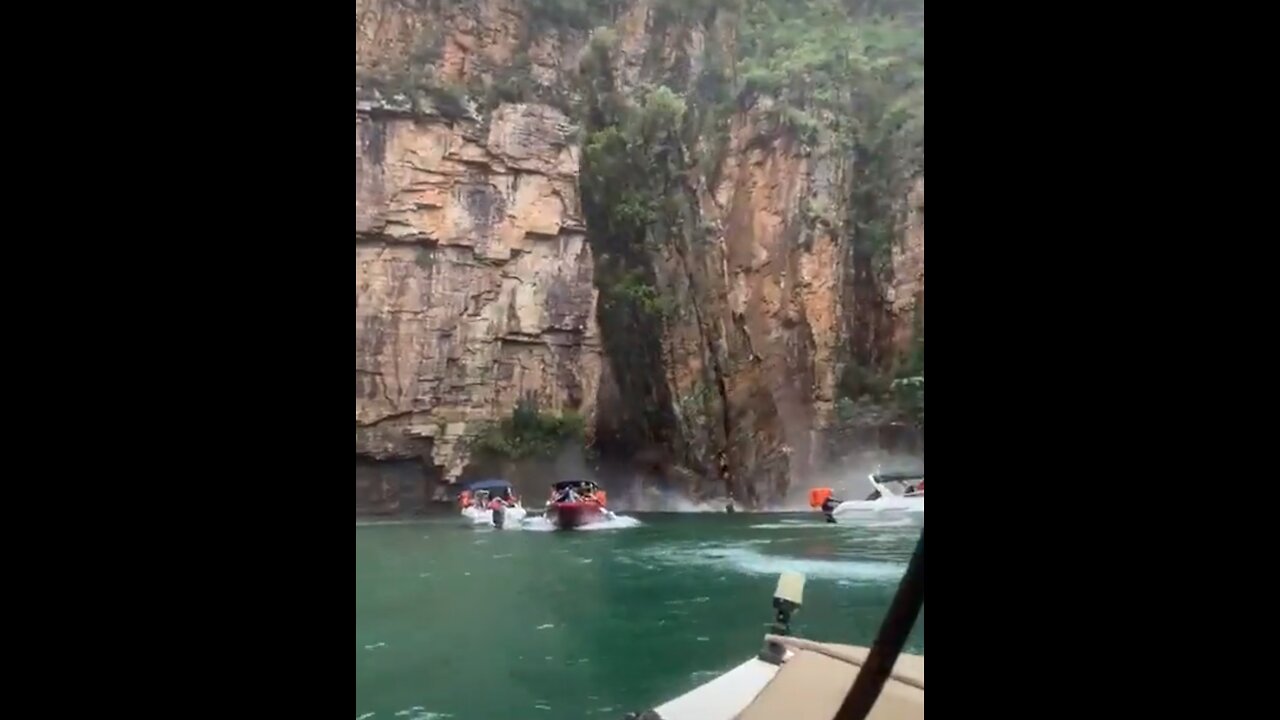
xmin=661 ymin=497 xmax=729 ymax=513
xmin=517 ymin=514 xmax=643 ymax=532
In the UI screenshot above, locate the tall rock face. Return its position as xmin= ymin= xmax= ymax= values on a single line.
xmin=891 ymin=177 xmax=925 ymax=349
xmin=355 ymin=0 xmax=924 ymax=511
xmin=355 ymin=101 xmax=601 ymax=513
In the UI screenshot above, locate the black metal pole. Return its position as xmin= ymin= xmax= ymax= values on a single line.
xmin=834 ymin=526 xmax=925 ymax=720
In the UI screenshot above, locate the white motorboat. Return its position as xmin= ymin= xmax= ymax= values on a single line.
xmin=455 ymin=479 xmax=527 ymax=528
xmin=625 ymin=528 xmax=925 ymax=720
xmin=810 ymin=472 xmax=923 ymax=522
xmin=461 ymin=503 xmax=527 ymax=526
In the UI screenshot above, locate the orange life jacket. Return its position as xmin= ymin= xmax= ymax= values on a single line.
xmin=809 ymin=487 xmax=833 ymax=508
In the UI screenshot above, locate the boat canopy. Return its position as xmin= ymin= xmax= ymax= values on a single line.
xmin=872 ymin=472 xmax=924 ymax=484
xmin=461 ymin=479 xmax=513 ymax=493
xmin=552 ymin=479 xmax=599 ymax=491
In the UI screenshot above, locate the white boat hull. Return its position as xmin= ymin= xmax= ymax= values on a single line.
xmin=832 ymin=495 xmax=923 ymax=516
xmin=655 ymin=656 xmax=785 ymax=720
xmin=461 ymin=504 xmax=527 ymax=526
xmin=653 ymin=636 xmax=923 ymax=720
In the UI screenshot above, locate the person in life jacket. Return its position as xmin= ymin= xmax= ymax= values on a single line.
xmin=488 ymin=496 xmax=507 ymax=528
xmin=820 ymin=493 xmax=841 ymax=522
xmin=808 ymin=488 xmax=840 ymax=523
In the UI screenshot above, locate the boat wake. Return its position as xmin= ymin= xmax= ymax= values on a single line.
xmin=636 ymin=544 xmax=907 ymax=583
xmin=863 ymin=516 xmax=919 ymax=527
xmin=750 ymin=514 xmax=920 ymax=531
xmin=517 ymin=513 xmax=644 ymax=532
xmin=749 ymin=521 xmax=826 ymax=530
xmin=392 ymin=709 xmax=453 ymax=719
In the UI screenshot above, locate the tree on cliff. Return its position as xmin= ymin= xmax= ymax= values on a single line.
xmin=473 ymin=396 xmax=586 ymax=461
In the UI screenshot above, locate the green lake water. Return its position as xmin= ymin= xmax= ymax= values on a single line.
xmin=355 ymin=511 xmax=923 ymax=720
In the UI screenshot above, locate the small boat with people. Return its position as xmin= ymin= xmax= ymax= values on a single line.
xmin=810 ymin=472 xmax=924 ymax=523
xmin=545 ymin=479 xmax=612 ymax=530
xmin=457 ymin=479 xmax=526 ymax=528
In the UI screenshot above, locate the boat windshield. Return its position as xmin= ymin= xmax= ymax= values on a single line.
xmin=869 ymin=473 xmax=924 ymax=497
xmin=551 ymin=481 xmax=598 ymax=502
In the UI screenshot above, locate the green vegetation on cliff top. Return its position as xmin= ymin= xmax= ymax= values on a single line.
xmin=473 ymin=397 xmax=585 ymax=460
xmin=571 ymin=0 xmax=924 ymax=434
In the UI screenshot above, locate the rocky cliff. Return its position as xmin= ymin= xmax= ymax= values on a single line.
xmin=355 ymin=0 xmax=924 ymax=512
xmin=355 ymin=98 xmax=603 ymax=511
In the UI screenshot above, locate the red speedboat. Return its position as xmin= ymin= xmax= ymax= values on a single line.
xmin=546 ymin=480 xmax=609 ymax=530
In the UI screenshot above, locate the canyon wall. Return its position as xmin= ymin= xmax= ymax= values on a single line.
xmin=355 ymin=0 xmax=924 ymax=512
xmin=355 ymin=100 xmax=602 ymax=512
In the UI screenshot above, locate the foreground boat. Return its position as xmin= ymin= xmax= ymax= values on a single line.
xmin=457 ymin=479 xmax=526 ymax=528
xmin=545 ymin=479 xmax=610 ymax=530
xmin=625 ymin=528 xmax=925 ymax=720
xmin=810 ymin=472 xmax=924 ymax=523
xmin=649 ymin=634 xmax=923 ymax=720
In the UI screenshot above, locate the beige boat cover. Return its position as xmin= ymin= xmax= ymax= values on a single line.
xmin=734 ymin=636 xmax=923 ymax=720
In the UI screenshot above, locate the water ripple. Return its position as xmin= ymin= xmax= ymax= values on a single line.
xmin=638 ymin=543 xmax=907 ymax=582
